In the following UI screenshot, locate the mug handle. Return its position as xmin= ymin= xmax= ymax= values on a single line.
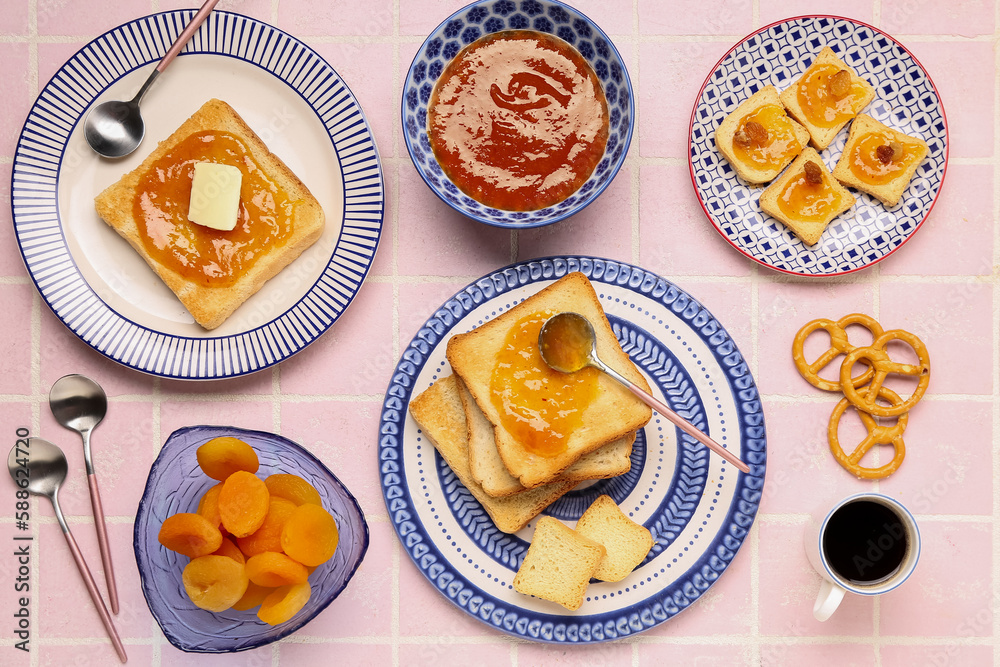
xmin=813 ymin=579 xmax=845 ymax=621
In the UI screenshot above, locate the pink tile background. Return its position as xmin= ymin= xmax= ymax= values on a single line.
xmin=2 ymin=0 xmax=997 ymax=664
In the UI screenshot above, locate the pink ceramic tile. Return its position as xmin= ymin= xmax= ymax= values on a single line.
xmin=882 ymin=0 xmax=995 ymax=36
xmin=37 ymin=42 xmax=86 ymax=90
xmin=878 ymin=401 xmax=992 ymax=516
xmin=398 ymin=280 xmax=468 ymax=346
xmin=638 ymin=41 xmax=734 ymax=158
xmin=279 ymin=643 xmax=392 ymax=666
xmin=880 ymin=165 xmax=993 ymax=276
xmin=639 ymin=165 xmax=754 ymax=277
xmin=881 ymin=645 xmax=995 ymax=667
xmin=755 ymin=281 xmax=876 ymax=395
xmin=400 ymin=0 xmax=464 ymax=36
xmin=37 ymin=0 xmax=152 ymax=36
xmin=517 ymin=166 xmax=634 ymax=264
xmin=647 ymin=539 xmax=753 ymax=636
xmin=675 ymin=279 xmax=754 ymax=369
xmin=518 ymin=642 xmax=634 ymax=666
xmin=762 ymin=644 xmax=876 ymax=666
xmin=638 ymin=0 xmax=751 ymax=35
xmin=401 ymin=643 xmax=512 ymax=666
xmin=279 ymin=282 xmax=394 ymax=396
xmin=161 ymin=644 xmax=273 ymax=666
xmin=396 ymin=166 xmax=512 ymax=277
xmin=296 ymin=522 xmax=393 ymax=638
xmin=37 ymin=401 xmax=154 ymax=520
xmin=0 ymin=1 xmax=28 ymax=35
xmin=902 ymin=41 xmax=993 ymax=159
xmin=160 ymin=369 xmax=274 ymax=397
xmin=0 ymin=43 xmax=31 ymax=157
xmin=277 ymin=0 xmax=393 ymax=37
xmin=279 ymin=400 xmax=385 ymax=519
xmin=881 ymin=522 xmax=992 ymax=637
xmin=0 ymin=285 xmax=32 ymax=394
xmin=0 ymin=522 xmax=32 ymax=665
xmin=190 ymin=0 xmax=273 ymax=23
xmin=761 ymin=399 xmax=877 ymax=513
xmin=311 ymin=42 xmax=396 ymax=162
xmin=567 ymin=0 xmax=634 ymax=37
xmin=158 ymin=399 xmax=275 ymax=439
xmin=758 ymin=522 xmax=874 ymax=637
xmin=398 ymin=553 xmax=496 ymax=638
xmin=879 ymin=282 xmax=993 ymax=395
xmin=41 ymin=644 xmax=152 ymax=667
xmin=640 ymin=644 xmax=753 ymax=665
xmin=39 ymin=522 xmax=154 ymax=638
xmin=759 ymin=1 xmax=874 ymax=26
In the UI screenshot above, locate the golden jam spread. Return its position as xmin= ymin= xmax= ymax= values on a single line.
xmin=732 ymin=104 xmax=804 ymax=171
xmin=776 ymin=167 xmax=851 ymax=223
xmin=849 ymin=132 xmax=921 ymax=185
xmin=428 ymin=30 xmax=609 ymax=211
xmin=489 ymin=311 xmax=600 ymax=457
xmin=133 ymin=130 xmax=298 ymax=288
xmin=796 ymin=64 xmax=869 ymax=128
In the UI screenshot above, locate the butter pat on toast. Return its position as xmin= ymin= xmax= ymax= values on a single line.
xmin=94 ymin=99 xmax=324 ymax=330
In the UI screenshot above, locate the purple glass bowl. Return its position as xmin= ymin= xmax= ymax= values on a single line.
xmin=134 ymin=425 xmax=369 ymax=653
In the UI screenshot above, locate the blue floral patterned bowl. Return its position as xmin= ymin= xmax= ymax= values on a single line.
xmin=402 ymin=0 xmax=633 ymax=228
xmin=134 ymin=426 xmax=369 ymax=653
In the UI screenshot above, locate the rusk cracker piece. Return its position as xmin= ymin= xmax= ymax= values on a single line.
xmin=447 ymin=272 xmax=652 ymax=489
xmin=94 ymin=99 xmax=325 ymax=330
xmin=408 ymin=375 xmax=576 ymax=534
xmin=832 ymin=114 xmax=929 ymax=207
xmin=574 ymin=494 xmax=653 ymax=582
xmin=459 ymin=375 xmax=634 ymax=497
xmin=513 ymin=516 xmax=606 ymax=611
xmin=760 ymin=148 xmax=856 ymax=246
xmin=779 ymin=47 xmax=876 ymax=150
xmin=715 ymin=85 xmax=810 ymax=185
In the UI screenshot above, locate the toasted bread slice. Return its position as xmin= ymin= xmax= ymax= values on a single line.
xmin=574 ymin=495 xmax=653 ymax=582
xmin=446 ymin=272 xmax=652 ymax=489
xmin=513 ymin=516 xmax=606 ymax=611
xmin=760 ymin=147 xmax=856 ymax=246
xmin=779 ymin=47 xmax=876 ymax=150
xmin=832 ymin=114 xmax=929 ymax=207
xmin=459 ymin=376 xmax=634 ymax=497
xmin=408 ymin=375 xmax=576 ymax=534
xmin=94 ymin=99 xmax=324 ymax=330
xmin=715 ymin=85 xmax=809 ymax=185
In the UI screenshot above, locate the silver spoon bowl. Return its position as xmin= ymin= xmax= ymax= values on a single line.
xmin=538 ymin=312 xmax=751 ymax=474
xmin=7 ymin=438 xmax=127 ymax=662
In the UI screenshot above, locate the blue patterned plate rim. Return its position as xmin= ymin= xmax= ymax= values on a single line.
xmin=11 ymin=10 xmax=385 ymax=379
xmin=687 ymin=15 xmax=949 ymax=277
xmin=379 ymin=255 xmax=766 ymax=643
xmin=134 ymin=425 xmax=370 ymax=653
xmin=401 ymin=0 xmax=634 ymax=229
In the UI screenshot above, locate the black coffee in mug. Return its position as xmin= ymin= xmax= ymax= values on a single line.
xmin=822 ymin=499 xmax=908 ymax=585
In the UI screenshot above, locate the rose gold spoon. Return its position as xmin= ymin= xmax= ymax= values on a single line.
xmin=538 ymin=312 xmax=751 ymax=474
xmin=7 ymin=438 xmax=127 ymax=663
xmin=84 ymin=0 xmax=221 ymax=157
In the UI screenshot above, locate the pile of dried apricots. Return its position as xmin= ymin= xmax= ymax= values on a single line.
xmin=157 ymin=437 xmax=339 ymax=625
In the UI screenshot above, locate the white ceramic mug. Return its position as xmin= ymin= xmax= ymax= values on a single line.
xmin=803 ymin=492 xmax=920 ymax=621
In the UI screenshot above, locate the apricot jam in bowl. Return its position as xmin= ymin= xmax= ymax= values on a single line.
xmin=402 ymin=0 xmax=633 ymax=228
xmin=134 ymin=426 xmax=368 ymax=653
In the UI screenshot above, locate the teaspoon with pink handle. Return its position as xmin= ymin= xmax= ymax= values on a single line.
xmin=7 ymin=438 xmax=127 ymax=663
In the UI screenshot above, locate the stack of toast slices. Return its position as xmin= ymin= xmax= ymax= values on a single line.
xmin=408 ymin=272 xmax=653 ymax=533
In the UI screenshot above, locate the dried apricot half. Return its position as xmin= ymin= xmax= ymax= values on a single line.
xmin=230 ymin=581 xmax=275 ymax=611
xmin=196 ymin=483 xmax=224 ymax=528
xmin=281 ymin=504 xmax=339 ymax=567
xmin=237 ymin=497 xmax=297 ymax=558
xmin=182 ymin=555 xmax=249 ymax=612
xmin=265 ymin=474 xmax=322 ymax=507
xmin=245 ymin=552 xmax=309 ymax=587
xmin=197 ymin=437 xmax=259 ymax=481
xmin=218 ymin=471 xmax=270 ymax=538
xmin=158 ymin=513 xmax=223 ymax=558
xmin=212 ymin=536 xmax=246 ymax=565
xmin=258 ymin=583 xmax=311 ymax=626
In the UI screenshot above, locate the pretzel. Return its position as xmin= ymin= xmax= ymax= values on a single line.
xmin=792 ymin=314 xmax=884 ymax=392
xmin=839 ymin=329 xmax=931 ymax=418
xmin=828 ymin=386 xmax=909 ymax=479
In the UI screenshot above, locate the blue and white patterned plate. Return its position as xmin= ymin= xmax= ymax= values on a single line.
xmin=689 ymin=16 xmax=948 ymax=276
xmin=379 ymin=257 xmax=766 ymax=643
xmin=402 ymin=0 xmax=633 ymax=228
xmin=11 ymin=11 xmax=384 ymax=379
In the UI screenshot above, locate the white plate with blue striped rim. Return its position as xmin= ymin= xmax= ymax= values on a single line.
xmin=12 ymin=10 xmax=384 ymax=379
